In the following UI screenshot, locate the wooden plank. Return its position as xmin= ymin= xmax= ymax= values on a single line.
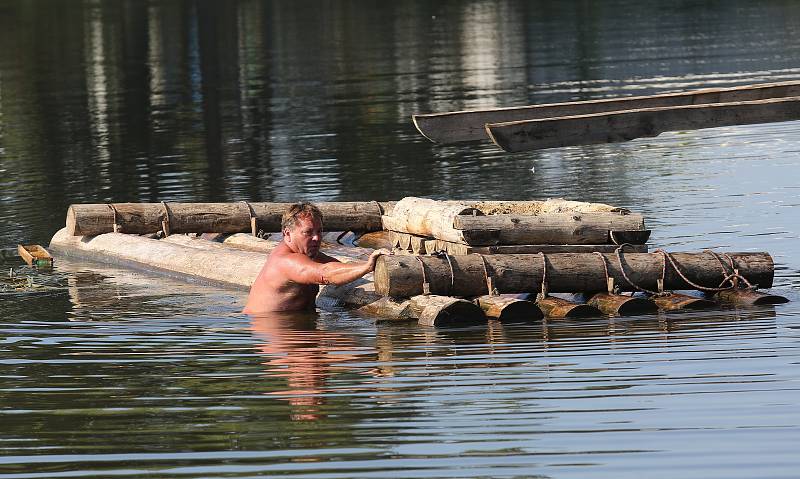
xmin=452 ymin=213 xmax=646 ymax=245
xmin=487 ymin=96 xmax=800 ymax=152
xmin=412 ymin=80 xmax=800 ymax=143
xmin=17 ymin=245 xmax=54 ymax=267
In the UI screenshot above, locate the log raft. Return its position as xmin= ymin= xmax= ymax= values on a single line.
xmin=412 ymin=80 xmax=800 ymax=144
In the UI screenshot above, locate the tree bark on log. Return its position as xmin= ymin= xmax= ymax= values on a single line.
xmin=374 ymin=252 xmax=774 ymax=298
xmin=66 ymin=201 xmax=396 ymax=236
xmin=452 ymin=213 xmax=646 ymax=245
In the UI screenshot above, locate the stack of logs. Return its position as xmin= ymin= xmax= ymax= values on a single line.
xmin=49 ymin=198 xmax=786 ymax=327
xmin=376 ymin=197 xmax=783 ymax=322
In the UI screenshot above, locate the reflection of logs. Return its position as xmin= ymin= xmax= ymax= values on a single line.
xmin=67 ymin=201 xmax=395 ymax=236
xmin=375 ymin=252 xmax=774 ymax=298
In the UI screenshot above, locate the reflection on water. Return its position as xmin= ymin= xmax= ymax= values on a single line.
xmin=2 ymin=0 xmax=800 ymax=477
xmin=250 ymin=311 xmax=361 ymax=422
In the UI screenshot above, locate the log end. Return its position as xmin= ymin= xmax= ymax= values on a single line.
xmin=65 ymin=205 xmax=79 ymax=236
xmin=418 ymin=299 xmax=486 ymax=327
xmin=493 ymin=300 xmax=543 ymax=322
xmin=615 ymin=297 xmax=659 ymax=316
xmin=714 ymin=288 xmax=790 ymax=306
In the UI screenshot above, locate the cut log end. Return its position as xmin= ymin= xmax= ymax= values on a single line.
xmin=714 ymin=289 xmax=790 ymax=306
xmin=587 ymin=293 xmax=659 ymax=316
xmin=652 ymin=293 xmax=716 ymax=311
xmin=535 ymin=296 xmax=602 ymax=319
xmin=415 ymin=297 xmax=487 ymax=327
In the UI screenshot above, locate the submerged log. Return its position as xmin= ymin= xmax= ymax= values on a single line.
xmin=473 ymin=295 xmax=543 ymax=322
xmin=66 ymin=201 xmax=395 ymax=236
xmin=452 ymin=213 xmax=646 ymax=245
xmin=412 ymin=80 xmax=800 ymax=144
xmin=374 ymin=252 xmax=774 ymax=298
xmin=487 ymin=97 xmax=800 ymax=152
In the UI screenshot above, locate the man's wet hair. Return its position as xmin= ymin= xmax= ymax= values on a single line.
xmin=281 ymin=202 xmax=323 ymax=231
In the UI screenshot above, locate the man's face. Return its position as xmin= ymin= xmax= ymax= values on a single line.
xmin=285 ymin=215 xmax=323 ymax=258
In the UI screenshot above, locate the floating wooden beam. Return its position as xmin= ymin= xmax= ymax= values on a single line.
xmin=412 ymin=80 xmax=800 ymax=144
xmin=487 ymin=96 xmax=800 ymax=152
xmin=374 ymin=252 xmax=774 ymax=298
xmin=66 ymin=201 xmax=396 ymax=236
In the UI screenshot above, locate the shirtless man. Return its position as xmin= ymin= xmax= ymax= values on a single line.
xmin=243 ymin=202 xmax=389 ymax=313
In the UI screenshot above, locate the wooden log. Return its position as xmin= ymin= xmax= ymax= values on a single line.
xmin=713 ymin=288 xmax=789 ymax=306
xmin=409 ymin=295 xmax=487 ymax=326
xmin=374 ymin=252 xmax=774 ymax=298
xmin=381 ymin=197 xmax=482 ymax=244
xmin=452 ymin=213 xmax=646 ymax=245
xmin=487 ymin=97 xmax=800 ymax=152
xmin=66 ymin=201 xmax=396 ymax=236
xmin=474 ymin=295 xmax=543 ymax=322
xmin=424 ymin=239 xmax=648 ymax=255
xmin=412 ymin=80 xmax=800 ymax=144
xmin=353 ymin=231 xmax=394 ymax=250
xmin=652 ymin=293 xmax=715 ymax=311
xmin=534 ymin=296 xmax=601 ymax=318
xmin=585 ymin=293 xmax=658 ymax=316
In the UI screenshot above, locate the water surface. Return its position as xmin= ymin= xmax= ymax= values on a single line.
xmin=2 ymin=1 xmax=800 ymax=477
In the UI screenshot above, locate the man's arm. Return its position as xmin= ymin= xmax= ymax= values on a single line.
xmin=281 ymin=249 xmax=390 ymax=286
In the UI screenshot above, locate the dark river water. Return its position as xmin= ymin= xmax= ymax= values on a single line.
xmin=3 ymin=1 xmax=800 ymax=477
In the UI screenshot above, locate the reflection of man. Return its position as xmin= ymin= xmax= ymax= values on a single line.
xmin=243 ymin=202 xmax=389 ymax=314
